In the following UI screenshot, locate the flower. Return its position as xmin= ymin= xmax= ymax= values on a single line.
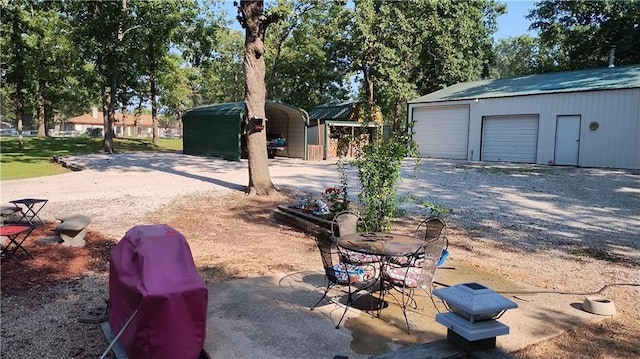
xmin=323 ymin=186 xmax=349 ymax=214
xmin=325 ymin=187 xmax=339 ymax=195
xmin=323 ymin=187 xmax=340 ymax=203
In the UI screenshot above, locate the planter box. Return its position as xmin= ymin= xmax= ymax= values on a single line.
xmin=274 ymin=205 xmax=333 ymax=234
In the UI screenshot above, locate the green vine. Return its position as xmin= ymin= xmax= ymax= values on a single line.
xmin=352 ymin=129 xmax=417 ymax=232
xmin=421 ymin=200 xmax=450 ymax=217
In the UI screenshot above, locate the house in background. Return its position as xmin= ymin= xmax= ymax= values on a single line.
xmin=408 ymin=64 xmax=640 ymax=169
xmin=58 ymin=107 xmax=180 ymax=138
xmin=307 ymin=101 xmax=382 ymax=160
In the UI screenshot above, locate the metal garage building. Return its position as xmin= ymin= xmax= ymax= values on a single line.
xmin=182 ymin=101 xmax=309 ymax=161
xmin=408 ymin=65 xmax=640 ymax=169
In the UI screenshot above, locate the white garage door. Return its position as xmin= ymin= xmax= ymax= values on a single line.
xmin=412 ymin=105 xmax=469 ymax=160
xmin=481 ymin=115 xmax=539 ymax=163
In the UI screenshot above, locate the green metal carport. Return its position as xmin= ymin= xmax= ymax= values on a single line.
xmin=182 ymin=101 xmax=309 ymax=161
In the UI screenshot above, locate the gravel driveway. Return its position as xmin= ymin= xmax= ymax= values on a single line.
xmin=2 ymin=153 xmax=638 ymax=262
xmin=396 ymin=159 xmax=639 ymax=264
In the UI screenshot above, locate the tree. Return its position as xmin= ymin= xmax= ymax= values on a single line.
xmin=197 ymin=27 xmax=245 ymax=104
xmin=236 ymin=0 xmax=279 ymax=195
xmin=336 ymin=1 xmax=503 ymax=128
xmin=412 ymin=0 xmax=505 ymax=95
xmin=157 ymin=54 xmax=191 ymax=129
xmin=66 ymin=0 xmax=141 ymax=153
xmin=336 ymin=0 xmax=502 ymax=230
xmin=353 ymin=1 xmax=427 ymax=128
xmin=528 ymin=0 xmax=640 ymax=70
xmin=492 ymin=35 xmax=564 ymax=78
xmin=334 ymin=1 xmax=419 ymax=230
xmin=175 ymin=1 xmax=236 ymax=107
xmin=28 ymin=1 xmax=83 ymax=138
xmin=134 ymin=0 xmax=195 ymax=146
xmin=353 ymin=130 xmax=417 ymax=232
xmin=264 ymin=1 xmax=350 ymax=110
xmin=1 ymin=0 xmax=92 ymax=143
xmin=1 ymin=1 xmax=36 ymax=147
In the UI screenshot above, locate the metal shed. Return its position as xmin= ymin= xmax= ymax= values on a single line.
xmin=408 ymin=65 xmax=640 ymax=169
xmin=182 ymin=101 xmax=309 ymax=161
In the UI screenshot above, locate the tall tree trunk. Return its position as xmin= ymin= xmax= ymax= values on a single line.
xmin=47 ymin=108 xmax=55 ymax=137
xmin=150 ymin=56 xmax=159 ymax=146
xmin=363 ymin=66 xmax=375 ymax=121
xmin=37 ymin=79 xmax=46 ymax=138
xmin=240 ymin=0 xmax=276 ymax=196
xmin=106 ymin=72 xmax=118 ymax=152
xmin=96 ymin=51 xmax=113 ymax=152
xmin=103 ymin=0 xmax=129 ymax=153
xmin=12 ymin=12 xmax=25 ymax=149
xmin=392 ymin=96 xmax=402 ymax=131
xmin=102 ymin=84 xmax=114 ymax=153
xmin=13 ymin=52 xmax=27 ymax=148
xmin=16 ymin=102 xmax=25 ymax=150
xmin=101 ymin=64 xmax=117 ymax=154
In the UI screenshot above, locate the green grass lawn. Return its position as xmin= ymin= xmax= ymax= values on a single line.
xmin=0 ymin=136 xmax=183 ymax=180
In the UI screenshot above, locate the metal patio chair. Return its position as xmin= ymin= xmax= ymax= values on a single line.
xmin=379 ymin=235 xmax=446 ymax=333
xmin=310 ymin=231 xmax=377 ymax=328
xmin=330 ymin=211 xmax=381 ymax=265
xmin=388 ymin=216 xmax=446 ymax=267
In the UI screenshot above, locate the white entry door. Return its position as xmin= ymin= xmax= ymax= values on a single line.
xmin=554 ymin=115 xmax=581 ymax=166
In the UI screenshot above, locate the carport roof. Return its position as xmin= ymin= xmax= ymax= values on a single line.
xmin=184 ymin=102 xmax=245 ymax=116
xmin=409 ymin=64 xmax=640 ymax=103
xmin=183 ymin=101 xmax=309 ymax=123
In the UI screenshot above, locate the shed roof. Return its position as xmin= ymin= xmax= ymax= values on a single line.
xmin=409 ymin=64 xmax=640 ymax=104
xmin=308 ymin=101 xmax=359 ymax=121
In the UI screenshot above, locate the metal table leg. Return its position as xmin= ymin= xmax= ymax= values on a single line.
xmin=10 ymin=198 xmax=48 ymax=225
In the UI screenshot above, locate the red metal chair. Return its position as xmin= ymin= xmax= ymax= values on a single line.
xmin=1 ymin=224 xmax=34 ymax=264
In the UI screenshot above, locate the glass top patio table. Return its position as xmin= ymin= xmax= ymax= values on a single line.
xmin=336 ymin=232 xmax=424 ymax=257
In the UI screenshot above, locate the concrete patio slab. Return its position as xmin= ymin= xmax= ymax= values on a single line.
xmin=203 ymin=259 xmax=610 ymax=358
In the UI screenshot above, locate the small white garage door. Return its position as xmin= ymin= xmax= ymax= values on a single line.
xmin=481 ymin=115 xmax=539 ymax=163
xmin=412 ymin=105 xmax=469 ymax=160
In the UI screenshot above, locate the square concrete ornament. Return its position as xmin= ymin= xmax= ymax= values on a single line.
xmin=433 ymin=282 xmax=518 ymax=323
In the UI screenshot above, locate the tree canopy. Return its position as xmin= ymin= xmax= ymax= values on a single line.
xmin=526 ymin=0 xmax=640 ymax=71
xmin=0 ymin=0 xmax=538 ymax=141
xmin=492 ymin=34 xmax=563 ymax=78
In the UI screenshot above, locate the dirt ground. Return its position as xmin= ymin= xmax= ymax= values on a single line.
xmin=1 ymin=191 xmax=638 ymax=359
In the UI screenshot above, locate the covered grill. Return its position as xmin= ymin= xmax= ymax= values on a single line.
xmin=108 ymin=225 xmax=208 ymax=359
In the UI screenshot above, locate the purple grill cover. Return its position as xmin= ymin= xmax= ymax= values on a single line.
xmin=108 ymin=224 xmax=208 ymax=359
